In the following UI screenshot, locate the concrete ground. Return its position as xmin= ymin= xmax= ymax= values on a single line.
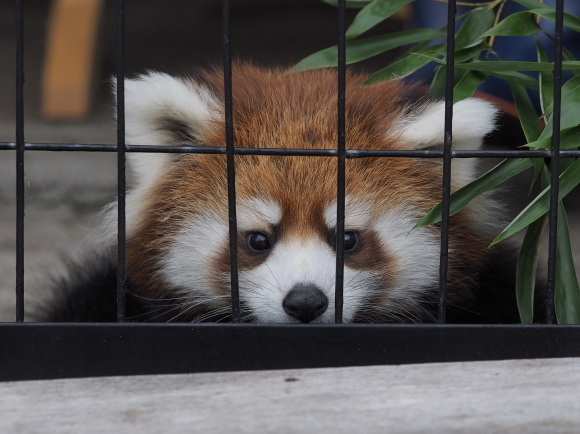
xmin=2 ymin=358 xmax=580 ymax=433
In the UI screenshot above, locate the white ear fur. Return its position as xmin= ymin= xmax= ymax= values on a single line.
xmin=99 ymin=73 xmax=221 ymax=248
xmin=395 ymin=98 xmax=499 ymax=189
xmin=396 ymin=98 xmax=499 ymax=151
xmin=116 ymin=72 xmax=221 ymax=186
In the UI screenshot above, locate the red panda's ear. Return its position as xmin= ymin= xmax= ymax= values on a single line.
xmin=393 ymin=98 xmax=499 ymax=190
xmin=395 ymin=98 xmax=499 ymax=151
xmin=113 ymin=72 xmax=221 ymax=186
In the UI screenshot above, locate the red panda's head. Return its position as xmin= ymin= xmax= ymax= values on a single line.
xmin=105 ymin=65 xmax=499 ymax=323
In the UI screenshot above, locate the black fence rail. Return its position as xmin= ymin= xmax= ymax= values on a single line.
xmin=2 ymin=0 xmax=580 ymax=382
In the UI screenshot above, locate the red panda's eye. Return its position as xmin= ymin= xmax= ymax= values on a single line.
xmin=332 ymin=231 xmax=360 ymax=252
xmin=247 ymin=232 xmax=271 ymax=252
xmin=343 ymin=231 xmax=359 ymax=251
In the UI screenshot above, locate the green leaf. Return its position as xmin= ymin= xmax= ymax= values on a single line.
xmin=555 ymin=202 xmax=580 ymax=324
xmin=455 ymin=7 xmax=495 ymax=49
xmin=529 ymin=8 xmax=580 ymax=33
xmin=345 ymin=0 xmax=415 ymax=40
xmin=417 ymin=54 xmax=580 ymax=72
xmin=429 ymin=66 xmax=468 ymax=96
xmin=539 ymin=74 xmax=580 ymax=120
xmin=362 ymin=46 xmax=445 ymax=84
xmin=320 ymin=0 xmax=372 ymax=8
xmin=492 ymin=158 xmax=580 ymax=245
xmin=455 ymin=60 xmax=580 ymax=72
xmin=526 ymin=126 xmax=580 ymax=150
xmin=516 ymin=214 xmax=547 ymax=324
xmin=293 ymin=28 xmax=446 ymax=71
xmin=429 ymin=64 xmax=447 ymax=96
xmin=414 ymin=158 xmax=534 ymax=228
xmin=512 ymin=0 xmax=551 ymax=9
xmin=480 ymin=12 xmax=540 ymax=38
xmin=507 ymin=82 xmax=544 ymax=187
xmin=487 ymin=70 xmax=539 ymax=90
xmin=454 ymin=42 xmax=489 ymax=63
xmin=453 ymin=70 xmax=487 ymax=103
xmin=536 ymin=42 xmax=554 ymax=117
xmin=509 ymin=82 xmax=542 ymax=143
xmin=539 ymin=77 xmax=580 ymax=139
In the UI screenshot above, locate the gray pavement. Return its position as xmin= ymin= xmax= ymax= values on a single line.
xmin=2 ymin=358 xmax=580 ymax=433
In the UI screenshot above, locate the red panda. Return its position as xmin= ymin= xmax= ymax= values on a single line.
xmin=42 ymin=64 xmax=543 ymax=323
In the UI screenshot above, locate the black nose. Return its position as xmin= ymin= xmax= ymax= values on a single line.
xmin=283 ymin=284 xmax=328 ymax=323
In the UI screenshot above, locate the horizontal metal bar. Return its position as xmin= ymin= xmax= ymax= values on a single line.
xmin=1 ymin=142 xmax=580 ymax=158
xmin=1 ymin=323 xmax=579 ymax=382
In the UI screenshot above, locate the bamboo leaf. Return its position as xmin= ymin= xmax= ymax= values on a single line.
xmin=487 ymin=70 xmax=539 ymax=90
xmin=509 ymin=82 xmax=542 ymax=143
xmin=508 ymin=81 xmax=543 ymax=186
xmin=530 ymin=8 xmax=580 ymax=33
xmin=516 ymin=215 xmax=547 ymax=324
xmin=456 ymin=60 xmax=580 ymax=72
xmin=453 ymin=70 xmax=487 ymax=103
xmin=480 ymin=12 xmax=540 ymax=38
xmin=293 ymin=29 xmax=446 ymax=71
xmin=454 ymin=42 xmax=490 ymax=63
xmin=540 ymin=74 xmax=580 ymax=120
xmin=320 ymin=0 xmax=372 ymax=8
xmin=454 ymin=7 xmax=495 ymax=49
xmin=539 ymin=79 xmax=580 ymax=140
xmin=536 ymin=41 xmax=554 ymax=117
xmin=429 ymin=64 xmax=447 ymax=96
xmin=555 ymin=202 xmax=580 ymax=324
xmin=512 ymin=0 xmax=550 ymax=9
xmin=526 ymin=126 xmax=580 ymax=150
xmin=362 ymin=45 xmax=445 ymax=84
xmin=414 ymin=158 xmax=534 ymax=228
xmin=416 ymin=54 xmax=580 ymax=72
xmin=345 ymin=0 xmax=415 ymax=40
xmin=492 ymin=158 xmax=580 ymax=245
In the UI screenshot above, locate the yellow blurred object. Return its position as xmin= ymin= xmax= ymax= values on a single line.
xmin=42 ymin=0 xmax=104 ymax=120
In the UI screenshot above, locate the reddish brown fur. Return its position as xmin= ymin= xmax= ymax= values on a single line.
xmin=125 ymin=64 xmax=492 ymax=321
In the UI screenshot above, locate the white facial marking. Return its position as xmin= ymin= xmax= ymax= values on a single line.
xmin=160 ymin=210 xmax=228 ymax=303
xmin=237 ymin=198 xmax=282 ymax=232
xmin=239 ymin=238 xmax=372 ymax=323
xmin=372 ymin=208 xmax=440 ymax=303
xmin=156 ymin=199 xmax=440 ymax=324
xmin=324 ymin=197 xmax=372 ymax=230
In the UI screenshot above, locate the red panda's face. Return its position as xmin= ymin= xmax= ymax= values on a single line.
xmin=110 ymin=65 xmax=499 ymax=323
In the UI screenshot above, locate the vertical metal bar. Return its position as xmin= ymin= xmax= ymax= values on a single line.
xmin=15 ymin=0 xmax=25 ymax=322
xmin=438 ymin=0 xmax=457 ymax=324
xmin=334 ymin=0 xmax=346 ymax=324
xmin=222 ymin=0 xmax=240 ymax=322
xmin=545 ymin=0 xmax=564 ymax=324
xmin=116 ymin=0 xmax=127 ymax=322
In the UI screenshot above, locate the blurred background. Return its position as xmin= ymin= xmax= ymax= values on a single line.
xmin=0 ymin=0 xmax=577 ymax=321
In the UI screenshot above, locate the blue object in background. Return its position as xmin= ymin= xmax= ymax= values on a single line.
xmin=410 ymin=1 xmax=580 ymax=103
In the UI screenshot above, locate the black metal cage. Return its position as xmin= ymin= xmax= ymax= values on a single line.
xmin=1 ymin=0 xmax=580 ymax=382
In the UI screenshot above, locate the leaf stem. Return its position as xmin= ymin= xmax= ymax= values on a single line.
xmin=486 ymin=0 xmax=508 ymax=58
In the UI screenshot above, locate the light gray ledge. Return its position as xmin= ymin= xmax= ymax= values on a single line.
xmin=2 ymin=358 xmax=579 ymax=433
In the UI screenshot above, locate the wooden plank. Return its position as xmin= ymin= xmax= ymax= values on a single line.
xmin=42 ymin=0 xmax=104 ymax=120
